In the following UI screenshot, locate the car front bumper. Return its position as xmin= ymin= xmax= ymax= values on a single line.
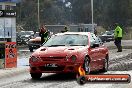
xmin=30 ymin=61 xmax=82 ymax=73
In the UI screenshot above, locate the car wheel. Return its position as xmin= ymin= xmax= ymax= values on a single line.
xmin=83 ymin=57 xmax=90 ymax=74
xmin=30 ymin=73 xmax=42 ymax=79
xmin=29 ymin=47 xmax=33 ymax=52
xmin=77 ymin=76 xmax=86 ymax=85
xmin=102 ymin=55 xmax=109 ymax=72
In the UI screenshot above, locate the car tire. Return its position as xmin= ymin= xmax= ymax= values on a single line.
xmin=29 ymin=47 xmax=33 ymax=52
xmin=83 ymin=57 xmax=90 ymax=75
xmin=102 ymin=55 xmax=109 ymax=72
xmin=77 ymin=76 xmax=86 ymax=85
xmin=30 ymin=73 xmax=42 ymax=79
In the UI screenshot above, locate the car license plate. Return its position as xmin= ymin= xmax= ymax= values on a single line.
xmin=45 ymin=64 xmax=58 ymax=67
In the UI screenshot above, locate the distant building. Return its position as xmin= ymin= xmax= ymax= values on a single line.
xmin=70 ymin=24 xmax=97 ymax=33
xmin=0 ymin=0 xmax=16 ymax=10
xmin=0 ymin=1 xmax=16 ymax=42
xmin=45 ymin=24 xmax=97 ymax=34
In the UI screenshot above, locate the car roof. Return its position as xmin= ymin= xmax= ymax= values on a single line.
xmin=55 ymin=32 xmax=92 ymax=36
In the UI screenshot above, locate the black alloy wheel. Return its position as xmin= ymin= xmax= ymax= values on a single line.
xmin=83 ymin=57 xmax=90 ymax=75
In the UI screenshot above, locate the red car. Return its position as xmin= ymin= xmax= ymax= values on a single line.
xmin=29 ymin=32 xmax=109 ymax=79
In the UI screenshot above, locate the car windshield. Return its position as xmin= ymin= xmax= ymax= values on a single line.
xmin=43 ymin=34 xmax=88 ymax=47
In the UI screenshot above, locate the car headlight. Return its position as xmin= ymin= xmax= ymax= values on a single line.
xmin=65 ymin=55 xmax=77 ymax=62
xmin=70 ymin=55 xmax=77 ymax=62
xmin=30 ymin=56 xmax=41 ymax=62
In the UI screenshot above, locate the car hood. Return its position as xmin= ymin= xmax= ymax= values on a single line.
xmin=32 ymin=46 xmax=87 ymax=57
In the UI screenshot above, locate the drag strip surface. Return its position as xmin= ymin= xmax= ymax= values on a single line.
xmin=0 ymin=49 xmax=132 ymax=88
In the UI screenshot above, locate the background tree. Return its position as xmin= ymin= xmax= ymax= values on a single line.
xmin=16 ymin=0 xmax=132 ymax=31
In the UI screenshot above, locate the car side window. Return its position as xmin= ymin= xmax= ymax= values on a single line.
xmin=90 ymin=34 xmax=96 ymax=46
xmin=96 ymin=36 xmax=103 ymax=45
xmin=92 ymin=34 xmax=100 ymax=44
xmin=90 ymin=33 xmax=103 ymax=46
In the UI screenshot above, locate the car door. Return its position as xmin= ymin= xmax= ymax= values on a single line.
xmin=94 ymin=36 xmax=105 ymax=68
xmin=88 ymin=33 xmax=100 ymax=70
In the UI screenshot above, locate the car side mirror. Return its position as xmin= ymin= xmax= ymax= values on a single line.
xmin=91 ymin=43 xmax=99 ymax=48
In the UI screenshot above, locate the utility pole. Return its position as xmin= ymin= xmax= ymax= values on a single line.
xmin=38 ymin=0 xmax=40 ymax=29
xmin=91 ymin=0 xmax=94 ymax=30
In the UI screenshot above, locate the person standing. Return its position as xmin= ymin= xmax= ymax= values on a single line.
xmin=114 ymin=23 xmax=123 ymax=52
xmin=39 ymin=25 xmax=49 ymax=44
xmin=94 ymin=27 xmax=97 ymax=35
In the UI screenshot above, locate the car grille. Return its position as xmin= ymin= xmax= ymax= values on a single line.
xmin=41 ymin=57 xmax=65 ymax=61
xmin=39 ymin=66 xmax=65 ymax=71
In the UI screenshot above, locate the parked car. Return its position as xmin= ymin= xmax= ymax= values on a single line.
xmin=16 ymin=32 xmax=23 ymax=45
xmin=29 ymin=32 xmax=109 ymax=79
xmin=28 ymin=32 xmax=41 ymax=52
xmin=99 ymin=30 xmax=114 ymax=42
xmin=28 ymin=31 xmax=53 ymax=52
xmin=16 ymin=31 xmax=34 ymax=45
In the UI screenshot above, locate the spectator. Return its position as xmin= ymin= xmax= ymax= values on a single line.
xmin=114 ymin=23 xmax=123 ymax=52
xmin=39 ymin=25 xmax=49 ymax=44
